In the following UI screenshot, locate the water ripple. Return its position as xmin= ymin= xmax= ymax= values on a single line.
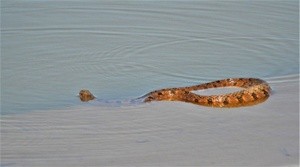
xmin=1 ymin=0 xmax=298 ymax=114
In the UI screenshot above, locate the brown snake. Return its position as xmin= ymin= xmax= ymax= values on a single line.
xmin=79 ymin=78 xmax=271 ymax=108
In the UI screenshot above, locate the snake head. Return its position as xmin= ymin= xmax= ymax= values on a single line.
xmin=79 ymin=89 xmax=95 ymax=102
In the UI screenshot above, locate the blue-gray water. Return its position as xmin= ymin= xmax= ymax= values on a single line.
xmin=1 ymin=1 xmax=299 ymax=166
xmin=1 ymin=1 xmax=299 ymax=115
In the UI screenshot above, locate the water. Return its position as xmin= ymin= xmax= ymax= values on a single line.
xmin=1 ymin=1 xmax=299 ymax=166
xmin=1 ymin=1 xmax=299 ymax=115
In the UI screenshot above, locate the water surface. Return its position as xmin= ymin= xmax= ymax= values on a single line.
xmin=1 ymin=1 xmax=299 ymax=166
xmin=1 ymin=1 xmax=298 ymax=114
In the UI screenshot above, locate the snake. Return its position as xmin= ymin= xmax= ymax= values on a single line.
xmin=79 ymin=78 xmax=271 ymax=108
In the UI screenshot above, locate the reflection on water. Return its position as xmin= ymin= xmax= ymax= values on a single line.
xmin=1 ymin=1 xmax=298 ymax=114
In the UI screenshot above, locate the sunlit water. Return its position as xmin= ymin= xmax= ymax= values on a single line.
xmin=1 ymin=1 xmax=299 ymax=166
xmin=1 ymin=1 xmax=298 ymax=114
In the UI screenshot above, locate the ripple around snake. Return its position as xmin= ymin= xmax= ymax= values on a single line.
xmin=1 ymin=0 xmax=298 ymax=114
xmin=1 ymin=1 xmax=299 ymax=166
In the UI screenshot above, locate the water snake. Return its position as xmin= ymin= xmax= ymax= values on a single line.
xmin=79 ymin=78 xmax=271 ymax=107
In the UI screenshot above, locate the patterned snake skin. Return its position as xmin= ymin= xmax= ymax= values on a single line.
xmin=79 ymin=78 xmax=271 ymax=108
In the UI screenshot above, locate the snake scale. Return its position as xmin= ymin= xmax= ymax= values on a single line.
xmin=79 ymin=78 xmax=271 ymax=108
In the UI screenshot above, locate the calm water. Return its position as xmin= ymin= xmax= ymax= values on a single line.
xmin=1 ymin=0 xmax=299 ymax=115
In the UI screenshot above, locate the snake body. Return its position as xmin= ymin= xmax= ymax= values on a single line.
xmin=79 ymin=78 xmax=271 ymax=108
